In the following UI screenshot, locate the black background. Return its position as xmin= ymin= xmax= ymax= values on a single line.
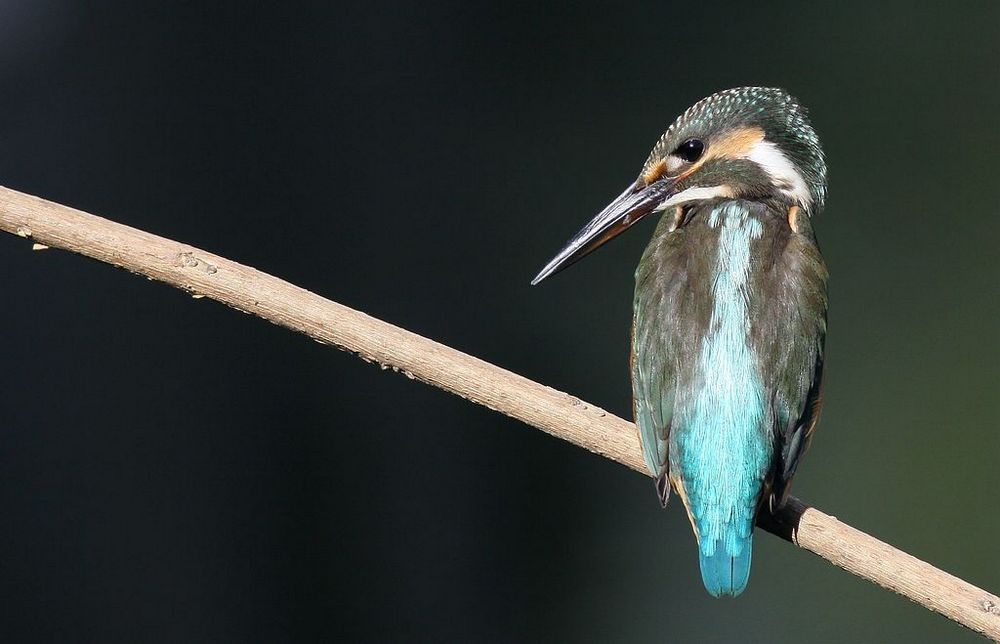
xmin=0 ymin=2 xmax=997 ymax=642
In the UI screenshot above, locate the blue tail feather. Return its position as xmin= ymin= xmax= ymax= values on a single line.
xmin=698 ymin=535 xmax=753 ymax=597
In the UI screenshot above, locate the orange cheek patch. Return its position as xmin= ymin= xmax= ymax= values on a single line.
xmin=642 ymin=125 xmax=764 ymax=187
xmin=668 ymin=126 xmax=765 ymax=189
xmin=705 ymin=126 xmax=765 ymax=161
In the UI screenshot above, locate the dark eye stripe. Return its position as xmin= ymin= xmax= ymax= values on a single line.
xmin=675 ymin=139 xmax=705 ymax=163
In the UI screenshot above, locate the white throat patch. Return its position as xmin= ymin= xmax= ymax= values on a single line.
xmin=746 ymin=140 xmax=812 ymax=208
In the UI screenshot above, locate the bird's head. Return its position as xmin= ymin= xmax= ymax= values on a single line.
xmin=532 ymin=87 xmax=826 ymax=284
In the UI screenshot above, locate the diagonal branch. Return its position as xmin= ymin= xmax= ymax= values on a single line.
xmin=0 ymin=185 xmax=997 ymax=640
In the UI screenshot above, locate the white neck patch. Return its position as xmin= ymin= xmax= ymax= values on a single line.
xmin=746 ymin=140 xmax=812 ymax=208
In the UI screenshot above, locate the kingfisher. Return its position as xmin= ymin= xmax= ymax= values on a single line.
xmin=532 ymin=88 xmax=828 ymax=597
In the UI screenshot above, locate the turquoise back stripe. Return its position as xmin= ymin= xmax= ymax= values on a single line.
xmin=678 ymin=202 xmax=769 ymax=559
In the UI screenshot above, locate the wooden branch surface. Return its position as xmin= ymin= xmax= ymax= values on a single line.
xmin=1 ymin=185 xmax=997 ymax=640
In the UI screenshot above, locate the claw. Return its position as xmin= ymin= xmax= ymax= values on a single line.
xmin=656 ymin=474 xmax=671 ymax=508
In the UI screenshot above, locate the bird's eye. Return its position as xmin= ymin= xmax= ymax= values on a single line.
xmin=675 ymin=139 xmax=705 ymax=163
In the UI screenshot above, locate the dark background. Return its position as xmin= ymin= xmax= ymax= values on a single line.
xmin=0 ymin=2 xmax=997 ymax=642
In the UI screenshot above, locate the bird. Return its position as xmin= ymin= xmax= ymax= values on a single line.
xmin=531 ymin=87 xmax=828 ymax=597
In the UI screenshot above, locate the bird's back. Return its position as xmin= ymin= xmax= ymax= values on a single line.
xmin=632 ymin=198 xmax=827 ymax=596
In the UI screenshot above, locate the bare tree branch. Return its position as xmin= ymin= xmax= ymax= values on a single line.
xmin=1 ymin=185 xmax=997 ymax=640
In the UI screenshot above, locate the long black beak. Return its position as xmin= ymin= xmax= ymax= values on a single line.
xmin=531 ymin=178 xmax=673 ymax=285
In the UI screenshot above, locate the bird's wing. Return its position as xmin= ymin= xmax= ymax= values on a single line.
xmin=631 ymin=209 xmax=696 ymax=508
xmin=631 ymin=328 xmax=675 ymax=507
xmin=767 ymin=217 xmax=829 ymax=509
xmin=771 ymin=346 xmax=825 ymax=509
xmin=631 ymin=274 xmax=677 ymax=508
